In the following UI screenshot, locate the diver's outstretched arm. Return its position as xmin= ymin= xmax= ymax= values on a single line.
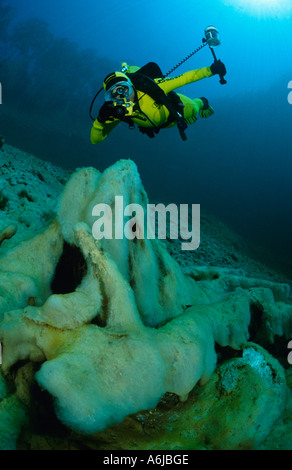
xmin=156 ymin=60 xmax=226 ymax=95
xmin=156 ymin=66 xmax=213 ymax=94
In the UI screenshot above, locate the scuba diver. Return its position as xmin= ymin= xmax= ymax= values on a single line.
xmin=90 ymin=59 xmax=227 ymax=144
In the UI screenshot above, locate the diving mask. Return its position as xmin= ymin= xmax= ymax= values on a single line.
xmin=105 ymin=81 xmax=133 ymax=102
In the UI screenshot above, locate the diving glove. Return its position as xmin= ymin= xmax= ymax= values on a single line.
xmin=210 ymin=59 xmax=226 ymax=78
xmin=98 ymin=102 xmax=115 ymax=123
xmin=199 ymin=97 xmax=214 ymax=118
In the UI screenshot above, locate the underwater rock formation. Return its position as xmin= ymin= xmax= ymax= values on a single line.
xmin=0 ymin=149 xmax=291 ymax=449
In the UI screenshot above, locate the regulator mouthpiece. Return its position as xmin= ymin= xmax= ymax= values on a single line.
xmin=204 ymin=26 xmax=221 ymax=47
xmin=104 ymin=81 xmax=133 ymax=102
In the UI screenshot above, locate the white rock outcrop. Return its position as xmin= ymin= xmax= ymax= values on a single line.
xmin=0 ymin=150 xmax=291 ymax=448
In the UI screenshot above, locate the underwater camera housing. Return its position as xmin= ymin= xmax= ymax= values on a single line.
xmin=110 ymin=99 xmax=134 ymax=119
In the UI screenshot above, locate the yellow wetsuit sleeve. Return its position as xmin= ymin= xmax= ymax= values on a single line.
xmin=157 ymin=66 xmax=213 ymax=94
xmin=90 ymin=119 xmax=119 ymax=144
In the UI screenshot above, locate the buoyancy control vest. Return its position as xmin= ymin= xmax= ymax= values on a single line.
xmin=126 ymin=63 xmax=188 ymax=141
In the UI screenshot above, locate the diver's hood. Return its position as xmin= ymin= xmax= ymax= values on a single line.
xmin=103 ymin=71 xmax=129 ymax=91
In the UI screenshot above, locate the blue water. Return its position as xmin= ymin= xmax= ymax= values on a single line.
xmin=1 ymin=0 xmax=292 ymax=269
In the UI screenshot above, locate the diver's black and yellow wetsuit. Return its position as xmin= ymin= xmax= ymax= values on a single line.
xmin=90 ymin=65 xmax=214 ymax=144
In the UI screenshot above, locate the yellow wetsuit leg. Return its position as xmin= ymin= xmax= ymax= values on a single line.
xmin=180 ymin=95 xmax=203 ymax=124
xmin=165 ymin=95 xmax=203 ymax=128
